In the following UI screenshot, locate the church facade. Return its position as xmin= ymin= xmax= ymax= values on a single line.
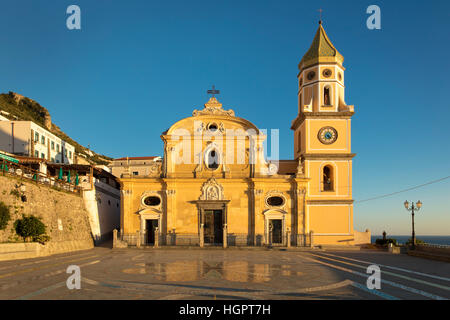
xmin=119 ymin=23 xmax=368 ymax=247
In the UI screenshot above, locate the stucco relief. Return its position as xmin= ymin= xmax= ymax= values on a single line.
xmin=192 ymin=97 xmax=235 ymax=117
xmin=296 ymin=160 xmax=304 ymax=176
xmin=199 ymin=178 xmax=224 ymax=200
xmin=147 ymin=161 xmax=162 ymax=177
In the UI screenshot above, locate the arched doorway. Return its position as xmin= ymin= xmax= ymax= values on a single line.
xmin=263 ymin=209 xmax=287 ymax=246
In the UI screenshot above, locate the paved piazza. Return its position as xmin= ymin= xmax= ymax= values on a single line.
xmin=0 ymin=246 xmax=449 ymax=300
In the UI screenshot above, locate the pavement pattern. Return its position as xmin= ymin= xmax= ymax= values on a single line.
xmin=0 ymin=246 xmax=449 ymax=300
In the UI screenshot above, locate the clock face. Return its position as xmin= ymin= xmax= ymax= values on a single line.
xmin=322 ymin=69 xmax=332 ymax=78
xmin=318 ymin=126 xmax=338 ymax=144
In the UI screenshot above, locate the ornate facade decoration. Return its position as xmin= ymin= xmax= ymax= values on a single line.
xmin=147 ymin=161 xmax=162 ymax=177
xmin=264 ymin=190 xmax=286 ymax=209
xmin=166 ymin=190 xmax=176 ymax=196
xmin=296 ymin=160 xmax=304 ymax=176
xmin=199 ymin=178 xmax=224 ymax=200
xmin=192 ymin=97 xmax=235 ymax=117
xmin=139 ymin=191 xmax=162 ymax=211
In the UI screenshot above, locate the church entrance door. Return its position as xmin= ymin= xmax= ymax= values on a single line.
xmin=270 ymin=219 xmax=283 ymax=244
xmin=146 ymin=219 xmax=159 ymax=245
xmin=204 ymin=210 xmax=223 ymax=245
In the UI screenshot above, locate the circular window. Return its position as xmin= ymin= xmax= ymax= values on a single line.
xmin=267 ymin=196 xmax=284 ymax=207
xmin=299 ymin=77 xmax=303 ymax=86
xmin=307 ymin=71 xmax=316 ymax=80
xmin=208 ymin=123 xmax=218 ymax=132
xmin=338 ymin=72 xmax=342 ymax=81
xmin=144 ymin=196 xmax=161 ymax=206
xmin=206 ymin=149 xmax=220 ymax=170
xmin=322 ymin=69 xmax=332 ymax=78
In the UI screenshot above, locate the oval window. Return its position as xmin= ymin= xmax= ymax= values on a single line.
xmin=208 ymin=123 xmax=218 ymax=132
xmin=307 ymin=71 xmax=316 ymax=80
xmin=267 ymin=196 xmax=284 ymax=206
xmin=144 ymin=196 xmax=161 ymax=206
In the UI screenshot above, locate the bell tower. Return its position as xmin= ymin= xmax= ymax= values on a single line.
xmin=291 ymin=21 xmax=356 ymax=245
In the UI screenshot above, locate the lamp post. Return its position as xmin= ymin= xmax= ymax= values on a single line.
xmin=404 ymin=200 xmax=422 ymax=249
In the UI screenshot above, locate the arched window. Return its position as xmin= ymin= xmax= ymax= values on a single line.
xmin=323 ymin=165 xmax=334 ymax=191
xmin=297 ymin=131 xmax=301 ymax=153
xmin=206 ymin=149 xmax=220 ymax=170
xmin=324 ymin=86 xmax=331 ymax=106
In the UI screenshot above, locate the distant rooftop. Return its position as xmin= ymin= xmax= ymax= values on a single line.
xmin=114 ymin=156 xmax=161 ymax=161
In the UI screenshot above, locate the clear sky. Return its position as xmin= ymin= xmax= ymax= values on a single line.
xmin=0 ymin=0 xmax=449 ymax=235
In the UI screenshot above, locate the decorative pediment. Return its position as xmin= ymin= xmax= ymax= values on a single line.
xmin=192 ymin=97 xmax=235 ymax=117
xmin=199 ymin=178 xmax=224 ymax=200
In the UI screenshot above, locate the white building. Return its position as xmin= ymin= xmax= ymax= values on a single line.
xmin=0 ymin=120 xmax=75 ymax=164
xmin=72 ymin=166 xmax=121 ymax=244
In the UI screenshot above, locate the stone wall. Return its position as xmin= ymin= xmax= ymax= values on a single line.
xmin=0 ymin=175 xmax=93 ymax=256
xmin=407 ymin=244 xmax=450 ymax=262
xmin=353 ymin=229 xmax=371 ymax=245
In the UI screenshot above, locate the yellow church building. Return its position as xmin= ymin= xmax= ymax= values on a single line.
xmin=118 ymin=22 xmax=370 ymax=247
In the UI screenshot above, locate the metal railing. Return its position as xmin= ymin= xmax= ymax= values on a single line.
xmin=1 ymin=159 xmax=81 ymax=195
xmin=419 ymin=243 xmax=450 ymax=249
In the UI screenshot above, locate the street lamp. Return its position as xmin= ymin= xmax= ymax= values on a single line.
xmin=404 ymin=200 xmax=422 ymax=249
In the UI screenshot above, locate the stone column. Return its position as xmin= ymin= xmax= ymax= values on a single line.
xmin=154 ymin=227 xmax=159 ymax=248
xmin=286 ymin=228 xmax=291 ymax=248
xmin=113 ymin=229 xmax=118 ymax=248
xmin=310 ymin=230 xmax=314 ymax=248
xmin=223 ymin=224 xmax=227 ymax=249
xmin=295 ymin=187 xmax=306 ymax=247
xmin=268 ymin=224 xmax=273 ymax=247
xmin=136 ymin=230 xmax=141 ymax=248
xmin=199 ymin=223 xmax=204 ymax=248
xmin=254 ymin=189 xmax=264 ymax=246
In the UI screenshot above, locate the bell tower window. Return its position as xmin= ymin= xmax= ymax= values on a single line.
xmin=322 ymin=165 xmax=334 ymax=191
xmin=324 ymin=86 xmax=331 ymax=106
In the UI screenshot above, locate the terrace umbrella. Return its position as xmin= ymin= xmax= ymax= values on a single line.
xmin=67 ymin=171 xmax=71 ymax=183
xmin=58 ymin=167 xmax=63 ymax=180
xmin=75 ymin=173 xmax=79 ymax=186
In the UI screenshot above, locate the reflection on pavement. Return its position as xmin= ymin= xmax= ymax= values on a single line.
xmin=122 ymin=260 xmax=304 ymax=283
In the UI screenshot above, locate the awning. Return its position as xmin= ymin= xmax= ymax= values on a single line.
xmin=0 ymin=153 xmax=19 ymax=164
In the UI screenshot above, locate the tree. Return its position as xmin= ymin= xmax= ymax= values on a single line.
xmin=0 ymin=201 xmax=10 ymax=230
xmin=14 ymin=215 xmax=48 ymax=242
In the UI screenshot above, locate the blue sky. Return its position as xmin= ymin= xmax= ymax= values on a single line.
xmin=0 ymin=0 xmax=449 ymax=235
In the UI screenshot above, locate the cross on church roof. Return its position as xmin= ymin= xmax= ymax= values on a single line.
xmin=207 ymin=85 xmax=220 ymax=97
xmin=318 ymin=8 xmax=323 ymax=24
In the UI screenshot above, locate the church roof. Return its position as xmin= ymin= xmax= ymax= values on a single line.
xmin=298 ymin=22 xmax=344 ymax=70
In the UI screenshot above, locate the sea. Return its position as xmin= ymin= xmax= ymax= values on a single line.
xmin=371 ymin=235 xmax=450 ymax=245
